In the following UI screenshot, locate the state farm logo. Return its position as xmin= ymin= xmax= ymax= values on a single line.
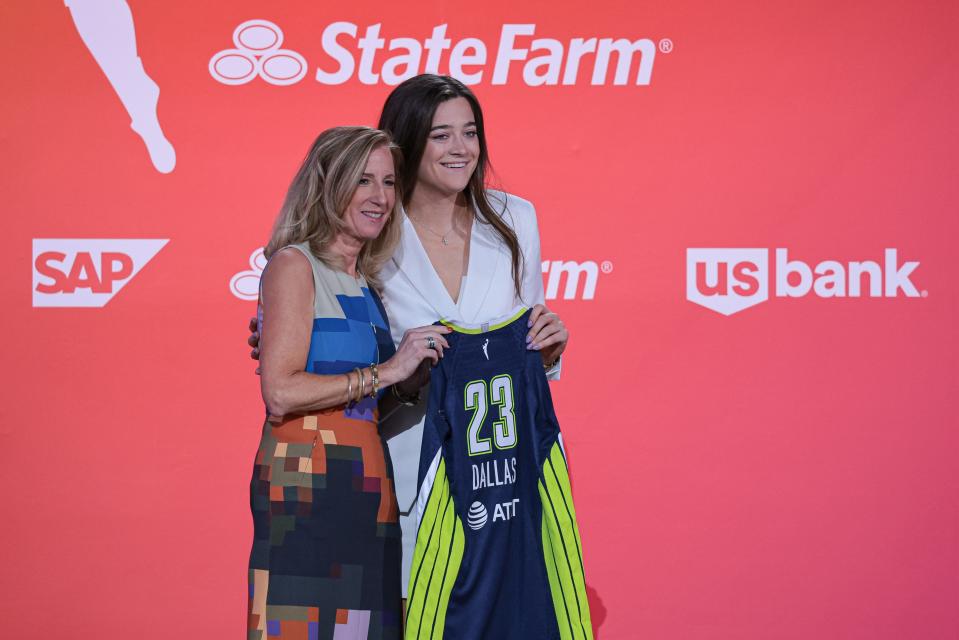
xmin=229 ymin=249 xmax=609 ymax=301
xmin=541 ymin=259 xmax=612 ymax=300
xmin=33 ymin=239 xmax=168 ymax=308
xmin=210 ymin=19 xmax=672 ymax=87
xmin=209 ymin=20 xmax=307 ymax=86
xmin=686 ymin=248 xmax=923 ymax=316
xmin=230 ymin=248 xmax=267 ymax=300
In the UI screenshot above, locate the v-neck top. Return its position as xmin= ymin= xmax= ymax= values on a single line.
xmin=379 ymin=190 xmax=554 ymax=353
xmin=402 ymin=211 xmax=478 ymax=315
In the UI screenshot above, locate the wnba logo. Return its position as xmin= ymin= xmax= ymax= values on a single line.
xmin=209 ymin=20 xmax=308 ymax=86
xmin=686 ymin=248 xmax=923 ymax=316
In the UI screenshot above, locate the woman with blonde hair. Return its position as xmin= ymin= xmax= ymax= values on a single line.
xmin=248 ymin=126 xmax=450 ymax=640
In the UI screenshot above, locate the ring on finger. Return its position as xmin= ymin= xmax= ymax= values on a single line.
xmin=426 ymin=336 xmax=436 ymax=350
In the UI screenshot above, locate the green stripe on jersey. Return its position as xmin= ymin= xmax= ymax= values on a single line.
xmin=540 ymin=443 xmax=593 ymax=639
xmin=540 ymin=481 xmax=574 ymax=640
xmin=406 ymin=459 xmax=465 ymax=639
xmin=548 ymin=444 xmax=586 ymax=565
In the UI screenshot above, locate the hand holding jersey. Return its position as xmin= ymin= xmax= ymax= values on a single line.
xmin=406 ymin=308 xmax=592 ymax=640
xmin=526 ymin=303 xmax=569 ymax=366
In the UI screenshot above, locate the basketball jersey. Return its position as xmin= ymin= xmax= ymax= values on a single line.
xmin=405 ymin=308 xmax=593 ymax=640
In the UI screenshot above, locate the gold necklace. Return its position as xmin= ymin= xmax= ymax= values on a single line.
xmin=409 ymin=209 xmax=470 ymax=246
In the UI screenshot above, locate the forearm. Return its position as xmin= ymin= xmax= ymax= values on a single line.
xmin=262 ymin=368 xmax=376 ymax=417
xmin=383 ymin=358 xmax=430 ymax=397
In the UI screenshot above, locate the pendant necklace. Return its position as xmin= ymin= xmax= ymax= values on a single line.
xmin=410 ymin=209 xmax=468 ymax=246
xmin=412 ymin=217 xmax=454 ymax=245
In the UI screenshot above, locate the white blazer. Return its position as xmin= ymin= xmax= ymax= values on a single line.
xmin=378 ymin=189 xmax=562 ymax=594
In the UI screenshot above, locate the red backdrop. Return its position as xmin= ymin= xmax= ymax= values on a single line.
xmin=3 ymin=0 xmax=957 ymax=638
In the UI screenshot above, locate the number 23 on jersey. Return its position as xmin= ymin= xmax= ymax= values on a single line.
xmin=464 ymin=375 xmax=517 ymax=456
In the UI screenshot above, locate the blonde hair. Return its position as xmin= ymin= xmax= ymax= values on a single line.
xmin=265 ymin=126 xmax=403 ymax=290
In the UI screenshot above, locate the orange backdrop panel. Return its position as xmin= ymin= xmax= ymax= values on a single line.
xmin=1 ymin=0 xmax=957 ymax=638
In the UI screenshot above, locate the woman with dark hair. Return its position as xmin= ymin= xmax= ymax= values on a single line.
xmin=373 ymin=74 xmax=569 ymax=602
xmin=249 ymin=75 xmax=569 ymax=607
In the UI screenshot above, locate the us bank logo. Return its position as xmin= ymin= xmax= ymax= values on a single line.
xmin=686 ymin=248 xmax=924 ymax=316
xmin=210 ymin=18 xmax=672 ymax=87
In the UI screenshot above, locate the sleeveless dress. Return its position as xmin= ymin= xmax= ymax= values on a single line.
xmin=248 ymin=244 xmax=401 ymax=640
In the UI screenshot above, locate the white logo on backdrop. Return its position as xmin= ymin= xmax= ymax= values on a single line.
xmin=33 ymin=239 xmax=168 ymax=308
xmin=686 ymin=248 xmax=769 ymax=316
xmin=541 ymin=260 xmax=612 ymax=300
xmin=230 ymin=248 xmax=268 ymax=300
xmin=210 ymin=19 xmax=670 ymax=87
xmin=228 ymin=249 xmax=609 ymax=302
xmin=686 ymin=248 xmax=923 ymax=316
xmin=66 ymin=0 xmax=176 ymax=173
xmin=209 ymin=20 xmax=308 ymax=86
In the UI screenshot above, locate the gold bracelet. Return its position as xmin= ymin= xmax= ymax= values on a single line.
xmin=543 ymin=356 xmax=560 ymax=371
xmin=356 ymin=367 xmax=365 ymax=403
xmin=350 ymin=367 xmax=363 ymax=404
xmin=369 ymin=363 xmax=379 ymax=399
xmin=346 ymin=372 xmax=353 ymax=405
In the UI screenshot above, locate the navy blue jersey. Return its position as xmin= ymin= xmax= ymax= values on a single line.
xmin=405 ymin=309 xmax=592 ymax=640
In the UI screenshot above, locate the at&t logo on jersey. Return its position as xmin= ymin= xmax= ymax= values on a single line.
xmin=467 ymin=499 xmax=521 ymax=531
xmin=33 ymin=239 xmax=168 ymax=308
xmin=468 ymin=502 xmax=488 ymax=530
xmin=686 ymin=248 xmax=923 ymax=316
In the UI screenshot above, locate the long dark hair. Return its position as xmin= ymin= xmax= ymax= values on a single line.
xmin=378 ymin=74 xmax=523 ymax=297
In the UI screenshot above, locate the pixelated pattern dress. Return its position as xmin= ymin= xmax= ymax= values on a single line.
xmin=248 ymin=244 xmax=401 ymax=640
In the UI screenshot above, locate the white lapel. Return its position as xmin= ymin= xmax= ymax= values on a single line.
xmin=459 ymin=208 xmax=506 ymax=323
xmin=392 ymin=208 xmax=459 ymax=321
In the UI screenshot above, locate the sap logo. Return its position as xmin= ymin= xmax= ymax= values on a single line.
xmin=686 ymin=248 xmax=922 ymax=316
xmin=212 ymin=20 xmax=670 ymax=87
xmin=33 ymin=239 xmax=168 ymax=308
xmin=542 ymin=260 xmax=610 ymax=300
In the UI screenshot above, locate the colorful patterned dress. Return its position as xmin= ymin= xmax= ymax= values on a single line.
xmin=248 ymin=243 xmax=401 ymax=640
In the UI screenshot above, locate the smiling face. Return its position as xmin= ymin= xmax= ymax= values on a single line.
xmin=340 ymin=145 xmax=396 ymax=243
xmin=415 ymin=97 xmax=480 ymax=199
